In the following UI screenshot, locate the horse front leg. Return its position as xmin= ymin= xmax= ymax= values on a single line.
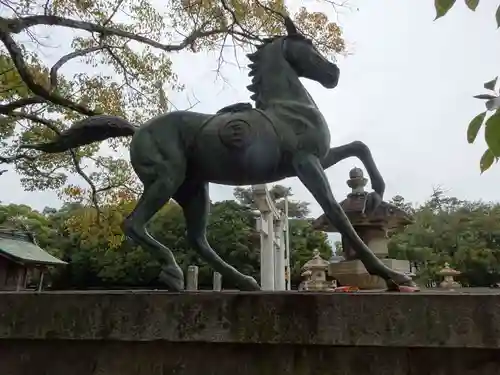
xmin=293 ymin=152 xmax=417 ymax=290
xmin=321 ymin=141 xmax=385 ymax=199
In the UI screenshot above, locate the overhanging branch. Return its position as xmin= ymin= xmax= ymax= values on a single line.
xmin=50 ymin=45 xmax=106 ymax=88
xmin=0 ymin=27 xmax=99 ymax=116
xmin=2 ymin=15 xmax=242 ymax=51
xmin=0 ymin=97 xmax=44 ymax=113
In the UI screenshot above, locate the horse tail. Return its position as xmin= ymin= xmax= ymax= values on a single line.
xmin=20 ymin=115 xmax=137 ymax=153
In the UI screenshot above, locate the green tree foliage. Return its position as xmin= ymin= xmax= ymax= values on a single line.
xmin=0 ymin=0 xmax=346 ymax=205
xmin=389 ymin=188 xmax=500 ymax=287
xmin=0 ymin=188 xmax=330 ymax=289
xmin=433 ymin=0 xmax=500 ymax=172
xmin=7 ymin=187 xmax=500 ymax=289
xmin=388 ymin=195 xmax=415 ymax=216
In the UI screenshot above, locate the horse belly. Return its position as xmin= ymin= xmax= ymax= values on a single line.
xmin=188 ymin=114 xmax=284 ymax=185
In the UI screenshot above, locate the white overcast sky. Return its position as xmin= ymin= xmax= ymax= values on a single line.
xmin=1 ymin=0 xmax=499 ymax=219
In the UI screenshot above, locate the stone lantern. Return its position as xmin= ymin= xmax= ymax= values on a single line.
xmin=298 ymin=249 xmax=336 ymax=291
xmin=312 ymin=167 xmax=414 ymax=289
xmin=437 ymin=263 xmax=461 ymax=289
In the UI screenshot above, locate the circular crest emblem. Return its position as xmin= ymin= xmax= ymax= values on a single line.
xmin=218 ymin=119 xmax=252 ymax=149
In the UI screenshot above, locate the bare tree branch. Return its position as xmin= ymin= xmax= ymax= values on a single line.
xmin=0 ymin=152 xmax=36 ymax=163
xmin=1 ymin=15 xmax=257 ymax=51
xmin=0 ymin=97 xmax=44 ymax=113
xmin=49 ymin=45 xmax=105 ymax=88
xmin=103 ymin=0 xmax=125 ymax=26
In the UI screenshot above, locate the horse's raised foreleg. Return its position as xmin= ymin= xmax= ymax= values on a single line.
xmin=293 ymin=152 xmax=417 ymax=290
xmin=321 ymin=141 xmax=385 ymax=198
xmin=174 ymin=181 xmax=261 ymax=291
xmin=122 ymin=177 xmax=185 ymax=291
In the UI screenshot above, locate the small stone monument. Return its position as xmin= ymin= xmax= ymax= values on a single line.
xmin=437 ymin=263 xmax=461 ymax=289
xmin=213 ymin=272 xmax=222 ymax=291
xmin=313 ymin=168 xmax=414 ymax=290
xmin=186 ymin=265 xmax=199 ymax=291
xmin=298 ymin=250 xmax=336 ymax=291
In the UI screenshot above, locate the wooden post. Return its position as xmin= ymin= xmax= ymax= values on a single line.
xmin=15 ymin=267 xmax=24 ymax=291
xmin=213 ymin=272 xmax=222 ymax=291
xmin=23 ymin=267 xmax=28 ymax=289
xmin=37 ymin=269 xmax=45 ymax=292
xmin=186 ymin=265 xmax=199 ymax=291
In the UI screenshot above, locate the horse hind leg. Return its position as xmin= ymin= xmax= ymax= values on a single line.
xmin=174 ymin=181 xmax=261 ymax=291
xmin=122 ymin=177 xmax=185 ymax=291
xmin=122 ymin=133 xmax=187 ymax=291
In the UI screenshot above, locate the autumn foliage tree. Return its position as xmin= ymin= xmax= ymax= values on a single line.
xmin=0 ymin=0 xmax=346 ymax=206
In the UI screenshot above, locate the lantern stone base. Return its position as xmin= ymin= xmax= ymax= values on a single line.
xmin=329 ymin=259 xmax=412 ymax=290
xmin=299 ymin=279 xmax=337 ymax=291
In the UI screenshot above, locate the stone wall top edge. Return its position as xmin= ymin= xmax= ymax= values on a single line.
xmin=1 ymin=291 xmax=499 ymax=348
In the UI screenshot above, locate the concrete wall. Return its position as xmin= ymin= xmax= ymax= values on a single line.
xmin=1 ymin=291 xmax=499 ymax=374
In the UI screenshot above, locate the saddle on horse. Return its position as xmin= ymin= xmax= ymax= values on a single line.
xmin=216 ymin=102 xmax=253 ymax=114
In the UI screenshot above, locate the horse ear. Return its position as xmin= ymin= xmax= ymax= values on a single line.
xmin=284 ymin=16 xmax=298 ymax=35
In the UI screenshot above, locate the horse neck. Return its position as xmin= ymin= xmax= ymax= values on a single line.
xmin=260 ymin=65 xmax=317 ymax=110
xmin=257 ymin=58 xmax=326 ymax=134
xmin=251 ymin=42 xmax=317 ymax=111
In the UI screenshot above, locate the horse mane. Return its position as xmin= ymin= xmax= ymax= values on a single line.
xmin=246 ymin=36 xmax=284 ymax=107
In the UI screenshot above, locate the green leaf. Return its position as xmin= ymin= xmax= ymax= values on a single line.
xmin=484 ymin=77 xmax=497 ymax=91
xmin=467 ymin=112 xmax=486 ymax=144
xmin=435 ymin=0 xmax=457 ymax=19
xmin=473 ymin=94 xmax=497 ymax=100
xmin=480 ymin=149 xmax=495 ymax=173
xmin=465 ymin=0 xmax=479 ymax=11
xmin=486 ymin=98 xmax=500 ymax=111
xmin=497 ymin=5 xmax=500 ymax=28
xmin=484 ymin=110 xmax=500 ymax=156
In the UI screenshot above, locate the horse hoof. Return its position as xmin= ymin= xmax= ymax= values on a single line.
xmin=159 ymin=265 xmax=185 ymax=291
xmin=239 ymin=276 xmax=261 ymax=291
xmin=385 ymin=279 xmax=420 ymax=292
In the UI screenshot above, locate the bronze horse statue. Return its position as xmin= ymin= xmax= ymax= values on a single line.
xmin=22 ymin=16 xmax=417 ymax=291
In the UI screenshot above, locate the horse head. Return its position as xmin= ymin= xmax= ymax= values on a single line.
xmin=282 ymin=16 xmax=340 ymax=89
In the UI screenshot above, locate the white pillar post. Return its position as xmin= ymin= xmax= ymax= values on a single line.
xmin=284 ymin=198 xmax=291 ymax=290
xmin=260 ymin=212 xmax=275 ymax=290
xmin=274 ymin=218 xmax=286 ymax=291
xmin=253 ymin=184 xmax=290 ymax=291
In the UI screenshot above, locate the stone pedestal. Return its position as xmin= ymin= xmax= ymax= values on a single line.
xmin=314 ymin=167 xmax=417 ymax=290
xmin=329 ymin=259 xmax=411 ymax=289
